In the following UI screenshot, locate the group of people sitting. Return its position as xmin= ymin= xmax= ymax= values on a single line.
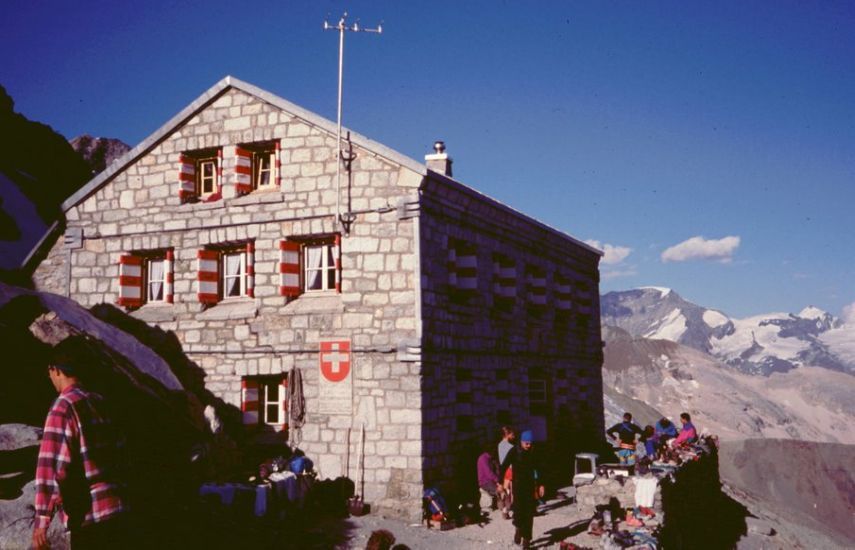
xmin=476 ymin=426 xmax=543 ymax=549
xmin=606 ymin=412 xmax=698 ymax=466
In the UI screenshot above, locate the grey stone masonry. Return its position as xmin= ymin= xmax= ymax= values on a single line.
xmin=32 ymin=78 xmax=603 ymax=520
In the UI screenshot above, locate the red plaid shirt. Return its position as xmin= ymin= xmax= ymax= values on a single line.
xmin=34 ymin=385 xmax=126 ymax=530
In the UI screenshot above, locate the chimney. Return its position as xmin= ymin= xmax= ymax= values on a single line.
xmin=425 ymin=140 xmax=453 ymax=177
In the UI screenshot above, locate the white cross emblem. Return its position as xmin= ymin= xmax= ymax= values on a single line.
xmin=323 ymin=345 xmax=348 ymax=374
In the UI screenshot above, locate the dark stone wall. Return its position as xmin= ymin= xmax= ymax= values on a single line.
xmin=418 ymin=176 xmax=604 ymax=502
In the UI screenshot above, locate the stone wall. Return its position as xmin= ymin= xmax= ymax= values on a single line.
xmin=32 ymin=86 xmax=425 ymax=512
xmin=418 ymin=176 xmax=604 ymax=496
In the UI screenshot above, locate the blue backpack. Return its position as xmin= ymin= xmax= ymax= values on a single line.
xmin=289 ymin=456 xmax=313 ymax=474
xmin=423 ymin=487 xmax=448 ymax=519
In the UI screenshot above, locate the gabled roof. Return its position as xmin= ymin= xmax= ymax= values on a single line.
xmin=59 ymin=76 xmax=601 ymax=258
xmin=61 ymin=76 xmax=426 ymax=212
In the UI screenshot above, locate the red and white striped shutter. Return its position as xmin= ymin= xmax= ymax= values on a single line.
xmin=241 ymin=379 xmax=259 ymax=426
xmin=279 ymin=240 xmax=301 ymax=297
xmin=555 ymin=274 xmax=572 ymax=310
xmin=456 ymin=246 xmax=478 ymax=290
xmin=216 ymin=148 xmax=223 ymax=194
xmin=235 ymin=147 xmax=253 ymax=195
xmin=577 ymin=282 xmax=593 ymax=315
xmin=117 ymin=254 xmax=143 ymax=308
xmin=279 ymin=377 xmax=289 ymax=431
xmin=334 ymin=234 xmax=342 ymax=293
xmin=197 ymin=249 xmax=220 ymax=304
xmin=246 ymin=242 xmax=255 ymax=298
xmin=178 ymin=154 xmax=196 ymax=202
xmin=165 ymin=249 xmax=174 ymax=304
xmin=494 ymin=261 xmax=516 ymax=298
xmin=447 ymin=246 xmax=458 ymax=287
xmin=274 ymin=141 xmax=282 ymax=187
xmin=529 ymin=270 xmax=547 ymax=305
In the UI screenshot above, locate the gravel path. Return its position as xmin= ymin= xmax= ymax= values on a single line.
xmin=311 ymin=492 xmax=606 ymax=549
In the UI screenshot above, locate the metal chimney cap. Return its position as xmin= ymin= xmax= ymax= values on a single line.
xmin=433 ymin=141 xmax=446 ymax=154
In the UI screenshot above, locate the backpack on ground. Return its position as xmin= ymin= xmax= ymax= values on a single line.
xmin=422 ymin=487 xmax=448 ymax=521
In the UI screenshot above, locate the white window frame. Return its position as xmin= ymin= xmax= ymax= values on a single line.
xmin=197 ymin=158 xmax=218 ymax=196
xmin=145 ymin=257 xmax=167 ymax=304
xmin=253 ymin=150 xmax=275 ymax=190
xmin=221 ymin=250 xmax=247 ymax=299
xmin=303 ymin=239 xmax=337 ymax=293
xmin=261 ymin=379 xmax=286 ymax=426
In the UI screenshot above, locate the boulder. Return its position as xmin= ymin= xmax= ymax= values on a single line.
xmin=0 ymin=480 xmax=68 ymax=550
xmin=0 ymin=424 xmax=40 ymax=451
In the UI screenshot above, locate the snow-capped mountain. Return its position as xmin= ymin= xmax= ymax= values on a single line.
xmin=601 ymin=287 xmax=851 ymax=376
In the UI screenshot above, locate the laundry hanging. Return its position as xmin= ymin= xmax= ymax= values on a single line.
xmin=289 ymin=367 xmax=305 ymax=444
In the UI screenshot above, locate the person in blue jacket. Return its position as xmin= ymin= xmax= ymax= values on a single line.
xmin=654 ymin=416 xmax=679 ymax=453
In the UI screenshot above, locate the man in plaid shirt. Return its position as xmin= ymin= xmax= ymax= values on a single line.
xmin=33 ymin=337 xmax=128 ymax=549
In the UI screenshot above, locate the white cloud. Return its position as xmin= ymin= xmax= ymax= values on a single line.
xmin=661 ymin=235 xmax=741 ymax=263
xmin=585 ymin=239 xmax=632 ymax=265
xmin=842 ymin=302 xmax=855 ymax=324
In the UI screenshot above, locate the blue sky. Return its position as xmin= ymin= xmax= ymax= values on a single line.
xmin=3 ymin=1 xmax=853 ymax=318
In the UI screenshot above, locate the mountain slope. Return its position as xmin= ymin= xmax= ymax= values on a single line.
xmin=601 ymin=326 xmax=855 ymax=444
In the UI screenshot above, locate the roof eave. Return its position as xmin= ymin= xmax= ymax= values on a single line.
xmin=423 ymin=169 xmax=604 ymax=258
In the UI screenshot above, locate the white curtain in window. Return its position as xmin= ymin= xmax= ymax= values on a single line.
xmin=149 ymin=260 xmax=164 ymax=301
xmin=306 ymin=246 xmax=323 ymax=290
xmin=224 ymin=254 xmax=242 ymax=296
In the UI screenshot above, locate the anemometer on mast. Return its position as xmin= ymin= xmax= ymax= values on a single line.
xmin=323 ymin=13 xmax=382 ymax=235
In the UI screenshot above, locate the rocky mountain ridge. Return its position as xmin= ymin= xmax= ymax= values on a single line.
xmin=601 ymin=287 xmax=852 ymax=376
xmin=69 ymin=134 xmax=130 ymax=175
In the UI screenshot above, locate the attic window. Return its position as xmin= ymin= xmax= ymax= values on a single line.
xmin=235 ymin=141 xmax=280 ymax=195
xmin=198 ymin=158 xmax=218 ymax=196
xmin=179 ymin=148 xmax=222 ymax=202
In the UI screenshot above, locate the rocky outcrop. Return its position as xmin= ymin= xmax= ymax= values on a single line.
xmin=69 ymin=135 xmax=130 ymax=176
xmin=0 ymin=424 xmax=68 ymax=548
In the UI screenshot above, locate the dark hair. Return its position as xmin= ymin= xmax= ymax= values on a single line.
xmin=680 ymin=413 xmax=691 ymax=422
xmin=659 ymin=417 xmax=672 ymax=428
xmin=366 ymin=529 xmax=396 ymax=550
xmin=501 ymin=426 xmax=516 ymax=437
xmin=49 ymin=335 xmax=92 ymax=377
xmin=643 ymin=425 xmax=655 ymax=438
xmin=623 ymin=412 xmax=633 ymax=420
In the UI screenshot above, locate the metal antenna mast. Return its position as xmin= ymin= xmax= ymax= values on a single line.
xmin=323 ymin=13 xmax=382 ymax=235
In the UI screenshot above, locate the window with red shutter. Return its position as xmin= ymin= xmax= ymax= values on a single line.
xmin=197 ymin=249 xmax=220 ymax=304
xmin=279 ymin=240 xmax=301 ymax=297
xmin=117 ymin=254 xmax=143 ymax=308
xmin=179 ymin=148 xmax=222 ymax=202
xmin=242 ymin=376 xmax=288 ymax=430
